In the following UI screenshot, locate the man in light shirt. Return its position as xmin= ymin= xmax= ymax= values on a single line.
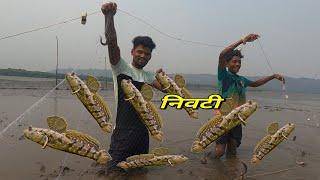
xmin=101 ymin=2 xmax=162 ymax=174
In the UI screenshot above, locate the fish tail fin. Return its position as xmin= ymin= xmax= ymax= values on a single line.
xmin=117 ymin=162 xmax=129 ymax=170
xmin=191 ymin=140 xmax=204 ymax=153
xmin=251 ymin=156 xmax=260 ymax=164
xmin=96 ymin=150 xmax=112 ymax=164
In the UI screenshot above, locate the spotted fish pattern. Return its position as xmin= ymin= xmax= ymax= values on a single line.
xmin=121 ymin=79 xmax=164 ymax=141
xmin=65 ymin=72 xmax=112 ymax=133
xmin=191 ymin=101 xmax=257 ymax=153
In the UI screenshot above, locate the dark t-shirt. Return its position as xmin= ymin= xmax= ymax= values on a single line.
xmin=107 ymin=74 xmax=150 ymax=169
xmin=113 ymin=74 xmax=146 ymax=130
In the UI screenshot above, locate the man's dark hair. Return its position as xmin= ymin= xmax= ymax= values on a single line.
xmin=132 ymin=36 xmax=156 ymax=51
xmin=225 ymin=50 xmax=244 ymax=62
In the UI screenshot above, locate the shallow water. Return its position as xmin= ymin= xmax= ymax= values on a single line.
xmin=0 ymin=86 xmax=319 ymax=179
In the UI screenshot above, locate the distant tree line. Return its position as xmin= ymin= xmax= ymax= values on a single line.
xmin=0 ymin=68 xmax=113 ymax=82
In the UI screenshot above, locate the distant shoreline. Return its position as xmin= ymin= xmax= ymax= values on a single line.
xmin=0 ymin=68 xmax=112 ymax=82
xmin=0 ymin=75 xmax=301 ymax=94
xmin=1 ymin=68 xmax=319 ymax=94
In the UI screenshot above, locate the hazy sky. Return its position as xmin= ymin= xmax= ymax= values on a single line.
xmin=0 ymin=0 xmax=319 ymax=78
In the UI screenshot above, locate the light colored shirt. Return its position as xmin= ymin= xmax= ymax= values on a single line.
xmin=111 ymin=58 xmax=155 ymax=103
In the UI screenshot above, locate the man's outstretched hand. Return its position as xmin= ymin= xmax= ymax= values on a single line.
xmin=273 ymin=74 xmax=285 ymax=84
xmin=242 ymin=34 xmax=260 ymax=44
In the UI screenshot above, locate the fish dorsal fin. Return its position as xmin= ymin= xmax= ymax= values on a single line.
xmin=219 ymin=97 xmax=236 ymax=115
xmin=126 ymin=155 xmax=140 ymax=162
xmin=267 ymin=122 xmax=279 ymax=135
xmin=141 ymin=84 xmax=153 ymax=101
xmin=126 ymin=154 xmax=155 ymax=162
xmin=151 ymin=147 xmax=169 ymax=156
xmin=253 ymin=135 xmax=272 ymax=154
xmin=86 ymin=75 xmax=100 ymax=93
xmin=196 ymin=115 xmax=223 ymax=138
xmin=181 ymin=88 xmax=193 ymax=99
xmin=65 ymin=129 xmax=100 ymax=149
xmin=146 ymin=102 xmax=163 ymax=128
xmin=174 ymin=74 xmax=186 ymax=88
xmin=47 ymin=116 xmax=68 ymax=133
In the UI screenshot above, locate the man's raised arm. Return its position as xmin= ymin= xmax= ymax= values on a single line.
xmin=101 ymin=2 xmax=120 ymax=65
xmin=218 ymin=34 xmax=260 ymax=69
xmin=219 ymin=39 xmax=243 ymax=69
